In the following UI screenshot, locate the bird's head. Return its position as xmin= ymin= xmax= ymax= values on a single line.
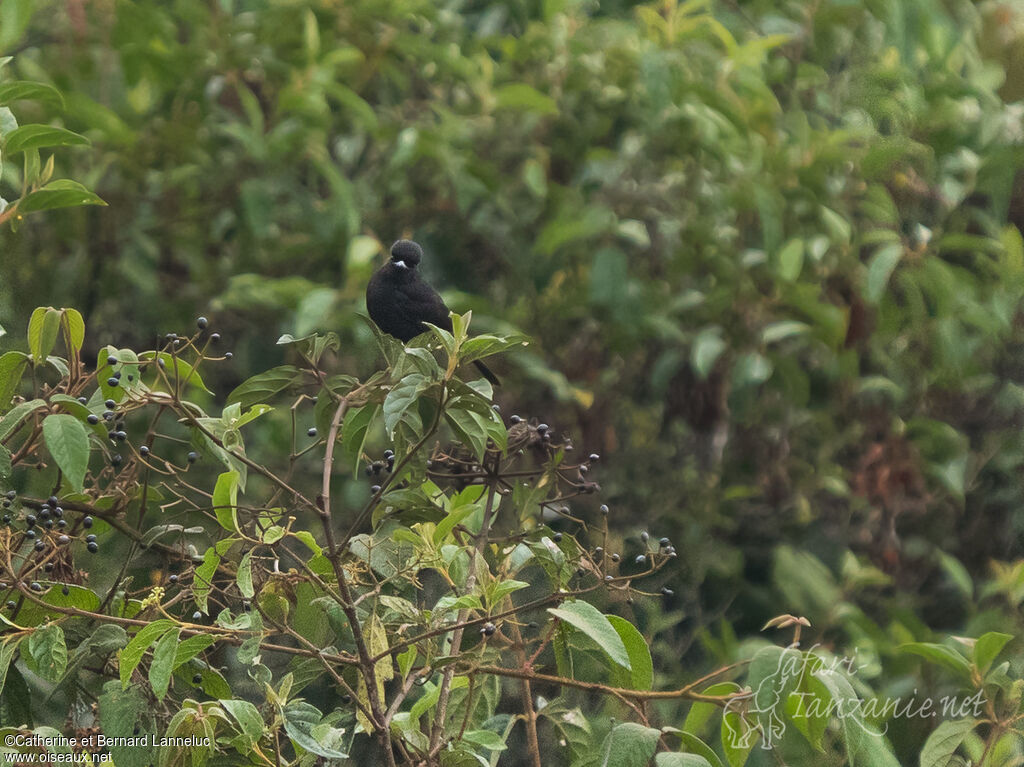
xmin=390 ymin=239 xmax=423 ymax=270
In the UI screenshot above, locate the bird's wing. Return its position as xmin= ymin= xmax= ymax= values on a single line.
xmin=398 ymin=279 xmax=454 ymax=332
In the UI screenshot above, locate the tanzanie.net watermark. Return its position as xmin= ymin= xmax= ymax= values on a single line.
xmin=722 ymin=643 xmax=987 ymax=750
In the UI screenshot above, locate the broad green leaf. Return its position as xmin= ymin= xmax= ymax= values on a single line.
xmin=0 ymin=637 xmax=23 ymax=698
xmin=342 ymin=401 xmax=379 ymax=476
xmin=140 ymin=350 xmax=212 ymax=394
xmin=222 ymin=698 xmax=265 ymax=741
xmin=865 ymin=242 xmax=903 ymax=303
xmin=237 ymin=550 xmax=255 ymax=599
xmin=192 ymin=548 xmax=221 ymax=614
xmin=383 ymin=373 xmax=429 ymax=438
xmin=27 ymin=624 xmax=67 ymax=682
xmin=119 ymin=619 xmax=175 ymax=688
xmin=899 ymin=642 xmax=973 ymax=681
xmin=42 ymin=413 xmax=90 ymax=491
xmin=226 ymin=365 xmax=303 ymax=407
xmin=148 ymin=627 xmax=180 ymax=700
xmin=17 ymin=179 xmax=105 ymax=213
xmin=212 ymin=470 xmax=240 ymax=532
xmin=691 ymin=328 xmax=726 ymax=379
xmin=172 ymin=634 xmax=213 ymax=669
xmin=973 ymin=632 xmax=1012 ymax=676
xmin=462 ymin=729 xmax=507 ymax=751
xmin=28 ymin=306 xmax=61 ymax=363
xmin=548 ymin=600 xmax=630 ymax=671
xmin=656 ymin=754 xmax=713 ymax=767
xmin=0 ymin=350 xmax=27 ymax=407
xmin=0 ymin=397 xmax=45 ymax=439
xmin=495 ymin=83 xmax=558 ymax=115
xmin=63 ymin=308 xmax=85 ymax=353
xmin=608 ymin=615 xmax=653 ymax=690
xmin=598 ymin=722 xmax=660 ymax=767
xmin=776 ymin=238 xmax=805 ymax=281
xmin=0 ymin=81 xmax=63 ymax=108
xmin=283 ymin=701 xmax=349 ymax=759
xmin=919 ymin=718 xmax=977 ymax=767
xmin=4 ymin=124 xmax=88 ymax=155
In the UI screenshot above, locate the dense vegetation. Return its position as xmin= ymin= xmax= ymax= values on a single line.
xmin=2 ymin=0 xmax=1024 ymax=764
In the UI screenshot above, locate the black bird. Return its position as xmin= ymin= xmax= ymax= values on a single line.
xmin=366 ymin=240 xmax=500 ymax=386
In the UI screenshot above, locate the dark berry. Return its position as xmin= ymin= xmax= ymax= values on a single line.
xmin=661 ymin=586 xmax=674 ymax=597
xmin=579 ymin=464 xmax=588 ymax=474
xmin=307 ymin=427 xmax=317 ymax=437
xmin=510 ymin=415 xmax=521 ymax=424
xmin=47 ymin=496 xmax=58 ymax=508
xmin=600 ymin=504 xmax=609 ymax=515
xmin=640 ymin=531 xmax=649 ymax=543
xmin=224 ymin=352 xmax=233 ymax=360
xmin=481 ymin=622 xmax=496 ymax=636
xmin=62 ymin=585 xmax=69 ymax=596
xmin=43 ymin=521 xmax=53 ymax=530
xmin=210 ymin=333 xmax=220 ymax=343
xmin=113 ymin=370 xmax=121 ymax=379
xmin=383 ymin=449 xmax=394 ymax=459
xmin=87 ymin=414 xmax=99 ymax=424
xmin=87 ymin=541 xmax=98 ymax=553
xmin=192 ymin=674 xmax=202 ymax=684
xmin=4 ymin=490 xmax=13 ymax=499
xmin=104 ymin=399 xmax=116 ymax=409
xmin=1 ymin=515 xmax=9 ymax=524
xmin=57 ymin=535 xmax=69 ymax=545
xmin=38 ymin=509 xmax=49 ymax=520
xmin=83 ymin=516 xmax=93 ymax=528
xmin=25 ymin=515 xmax=36 ymax=527
xmin=85 ymin=534 xmax=96 ymax=543
xmin=57 ymin=520 xmax=66 ymax=528
xmin=140 ymin=445 xmax=150 ymax=456
xmin=187 ymin=452 xmax=198 ymax=464
xmin=53 ymin=507 xmax=62 ymax=517
xmin=30 ymin=582 xmax=41 ymax=591
xmin=33 ymin=541 xmax=44 ymax=551
xmin=103 ymin=411 xmax=113 ymax=421
xmin=107 ymin=377 xmax=119 ymax=387
xmin=594 ymin=547 xmax=603 ymax=557
xmin=589 ymin=453 xmax=600 ymax=462
xmin=537 ymin=423 xmax=549 ymax=433
xmin=44 ymin=562 xmax=53 ymax=571
xmin=5 ymin=601 xmax=15 ymax=609
xmin=77 ymin=396 xmax=88 ymax=405
xmin=371 ymin=485 xmax=381 ymax=494
xmin=491 ymin=403 xmax=500 ymax=412
xmin=197 ymin=316 xmax=208 ymax=329
xmin=605 ymin=575 xmax=613 ymax=581
xmin=2 ymin=500 xmax=9 ymax=508
xmin=242 ymin=600 xmax=251 ymax=611
xmin=553 ymin=532 xmax=562 ymax=543
xmin=192 ymin=611 xmax=202 ymax=621
xmin=611 ymin=553 xmax=620 ymax=562
xmin=635 ymin=555 xmax=647 ymax=565
xmin=169 ymin=574 xmax=179 ymax=584
xmin=114 ymin=431 xmax=127 ymax=442
xmin=659 ymin=538 xmax=670 ymax=547
xmin=111 ymin=454 xmax=122 ymax=466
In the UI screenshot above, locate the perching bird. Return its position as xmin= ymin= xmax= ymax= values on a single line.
xmin=366 ymin=240 xmax=500 ymax=386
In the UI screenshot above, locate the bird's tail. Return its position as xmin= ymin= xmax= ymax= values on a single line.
xmin=473 ymin=360 xmax=501 ymax=387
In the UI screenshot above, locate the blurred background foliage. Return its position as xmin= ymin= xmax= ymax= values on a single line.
xmin=5 ymin=0 xmax=1024 ymax=760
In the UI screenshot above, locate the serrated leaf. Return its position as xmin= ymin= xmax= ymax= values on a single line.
xmin=28 ymin=624 xmax=67 ymax=682
xmin=119 ymin=619 xmax=175 ymax=688
xmin=919 ymin=718 xmax=977 ymax=767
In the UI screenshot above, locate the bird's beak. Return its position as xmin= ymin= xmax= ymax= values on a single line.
xmin=393 ymin=260 xmax=408 ymax=269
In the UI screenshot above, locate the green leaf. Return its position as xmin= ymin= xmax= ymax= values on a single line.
xmin=212 ymin=470 xmax=240 ymax=533
xmin=761 ymin=321 xmax=810 ymax=344
xmin=865 ymin=242 xmax=903 ymax=304
xmin=0 ymin=81 xmax=63 ymax=108
xmin=0 ymin=637 xmax=23 ymax=698
xmin=192 ymin=548 xmax=221 ymax=614
xmin=973 ymin=632 xmax=1012 ymax=676
xmin=222 ymin=698 xmax=265 ymax=741
xmin=598 ymin=722 xmax=660 ymax=767
xmin=172 ymin=634 xmax=213 ymax=669
xmin=656 ymin=754 xmax=713 ymax=767
xmin=607 ymin=616 xmax=653 ymax=690
xmin=27 ymin=624 xmax=67 ymax=682
xmin=28 ymin=306 xmax=61 ymax=363
xmin=42 ymin=414 xmax=90 ymax=491
xmin=461 ymin=729 xmax=507 ymax=751
xmin=63 ymin=308 xmax=85 ymax=353
xmin=283 ymin=701 xmax=349 ymax=759
xmin=812 ymin=669 xmax=900 ymax=767
xmin=0 ymin=445 xmax=9 ymax=478
xmin=342 ymin=401 xmax=379 ymax=476
xmin=495 ymin=83 xmax=558 ymax=115
xmin=148 ymin=627 xmax=179 ymax=701
xmin=119 ymin=619 xmax=175 ymax=688
xmin=17 ymin=179 xmax=105 ymax=213
xmin=4 ymin=125 xmax=88 ymax=155
xmin=0 ymin=350 xmax=28 ymax=408
xmin=899 ymin=642 xmax=973 ymax=681
xmin=226 ymin=365 xmax=303 ymax=407
xmin=691 ymin=328 xmax=726 ymax=379
xmin=776 ymin=238 xmax=805 ymax=282
xmin=383 ymin=373 xmax=429 ymax=438
xmin=919 ymin=718 xmax=977 ymax=767
xmin=548 ymin=600 xmax=630 ymax=671
xmin=140 ymin=351 xmax=212 ymax=394
xmin=0 ymin=397 xmax=45 ymax=439
xmin=237 ymin=550 xmax=255 ymax=599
